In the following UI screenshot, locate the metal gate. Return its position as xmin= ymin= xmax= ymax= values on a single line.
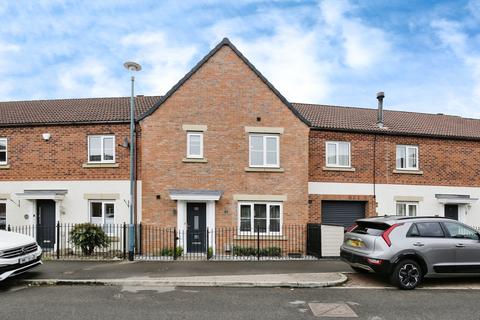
xmin=306 ymin=223 xmax=322 ymax=258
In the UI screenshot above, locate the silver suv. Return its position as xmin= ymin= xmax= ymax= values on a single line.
xmin=340 ymin=216 xmax=480 ymax=289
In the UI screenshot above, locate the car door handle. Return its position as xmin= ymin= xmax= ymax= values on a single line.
xmin=413 ymin=242 xmax=424 ymax=247
xmin=456 ymin=244 xmax=466 ymax=248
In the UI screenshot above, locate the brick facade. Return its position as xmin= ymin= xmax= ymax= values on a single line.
xmin=140 ymin=45 xmax=310 ymax=229
xmin=308 ymin=129 xmax=480 ymax=223
xmin=0 ymin=124 xmax=132 ymax=181
xmin=309 ymin=130 xmax=480 ymax=186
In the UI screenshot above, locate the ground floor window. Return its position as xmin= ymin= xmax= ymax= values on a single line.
xmin=238 ymin=202 xmax=282 ymax=234
xmin=0 ymin=201 xmax=5 ymax=230
xmin=396 ymin=201 xmax=417 ymax=217
xmin=90 ymin=201 xmax=115 ymax=226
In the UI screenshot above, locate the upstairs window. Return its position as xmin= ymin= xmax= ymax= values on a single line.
xmin=396 ymin=202 xmax=418 ymax=217
xmin=187 ymin=132 xmax=203 ymax=159
xmin=88 ymin=135 xmax=115 ymax=163
xmin=249 ymin=134 xmax=279 ymax=168
xmin=396 ymin=145 xmax=418 ymax=170
xmin=325 ymin=141 xmax=351 ymax=167
xmin=0 ymin=138 xmax=7 ymax=165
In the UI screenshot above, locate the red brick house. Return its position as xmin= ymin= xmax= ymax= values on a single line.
xmin=1 ymin=38 xmax=480 ymax=255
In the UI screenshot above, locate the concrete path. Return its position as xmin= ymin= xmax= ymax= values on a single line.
xmin=21 ymin=272 xmax=347 ymax=288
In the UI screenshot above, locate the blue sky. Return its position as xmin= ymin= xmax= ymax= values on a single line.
xmin=0 ymin=0 xmax=479 ymax=117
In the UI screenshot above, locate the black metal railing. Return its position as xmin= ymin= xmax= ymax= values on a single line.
xmin=8 ymin=223 xmax=127 ymax=260
xmin=137 ymin=224 xmax=309 ymax=261
xmin=6 ymin=223 xmax=313 ymax=261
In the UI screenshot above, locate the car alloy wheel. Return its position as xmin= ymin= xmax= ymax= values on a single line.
xmin=398 ymin=263 xmax=420 ymax=289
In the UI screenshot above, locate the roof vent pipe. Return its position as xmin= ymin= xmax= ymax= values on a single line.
xmin=376 ymin=91 xmax=385 ymax=128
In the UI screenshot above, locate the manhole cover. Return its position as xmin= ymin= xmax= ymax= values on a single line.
xmin=308 ymin=303 xmax=358 ymax=318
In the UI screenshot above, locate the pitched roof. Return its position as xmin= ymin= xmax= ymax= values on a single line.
xmin=292 ymin=103 xmax=480 ymax=140
xmin=138 ymin=38 xmax=310 ymax=125
xmin=0 ymin=96 xmax=160 ymax=126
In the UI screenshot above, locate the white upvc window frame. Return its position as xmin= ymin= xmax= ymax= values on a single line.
xmin=186 ymin=132 xmax=204 ymax=159
xmin=248 ymin=134 xmax=280 ymax=168
xmin=0 ymin=138 xmax=7 ymax=165
xmin=89 ymin=200 xmax=115 ymax=234
xmin=0 ymin=200 xmax=6 ymax=230
xmin=396 ymin=145 xmax=419 ymax=170
xmin=238 ymin=202 xmax=283 ymax=235
xmin=396 ymin=201 xmax=418 ymax=217
xmin=325 ymin=141 xmax=351 ymax=168
xmin=87 ymin=135 xmax=116 ymax=164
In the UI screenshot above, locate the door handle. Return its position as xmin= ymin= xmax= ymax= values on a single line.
xmin=413 ymin=242 xmax=424 ymax=247
xmin=456 ymin=244 xmax=466 ymax=248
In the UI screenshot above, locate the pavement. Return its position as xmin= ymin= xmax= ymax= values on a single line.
xmin=10 ymin=260 xmax=350 ymax=288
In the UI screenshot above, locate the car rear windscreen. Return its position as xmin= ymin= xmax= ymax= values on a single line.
xmin=352 ymin=222 xmax=390 ymax=236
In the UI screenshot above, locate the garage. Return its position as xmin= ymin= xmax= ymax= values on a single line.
xmin=321 ymin=201 xmax=366 ymax=227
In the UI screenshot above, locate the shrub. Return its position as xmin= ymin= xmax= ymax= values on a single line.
xmin=232 ymin=246 xmax=281 ymax=257
xmin=207 ymin=247 xmax=213 ymax=259
xmin=69 ymin=223 xmax=110 ymax=256
xmin=160 ymin=247 xmax=183 ymax=257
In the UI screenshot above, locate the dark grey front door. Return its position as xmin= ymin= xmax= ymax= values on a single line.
xmin=445 ymin=204 xmax=459 ymax=220
xmin=36 ymin=200 xmax=56 ymax=249
xmin=187 ymin=203 xmax=207 ymax=253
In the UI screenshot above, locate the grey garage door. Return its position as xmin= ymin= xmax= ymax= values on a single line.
xmin=321 ymin=201 xmax=366 ymax=227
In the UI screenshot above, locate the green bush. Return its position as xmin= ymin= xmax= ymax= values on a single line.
xmin=207 ymin=247 xmax=213 ymax=259
xmin=232 ymin=246 xmax=281 ymax=257
xmin=160 ymin=247 xmax=183 ymax=257
xmin=69 ymin=223 xmax=110 ymax=256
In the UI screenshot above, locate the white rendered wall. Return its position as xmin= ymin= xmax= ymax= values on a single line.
xmin=309 ymin=182 xmax=480 ymax=227
xmin=0 ymin=180 xmax=131 ymax=227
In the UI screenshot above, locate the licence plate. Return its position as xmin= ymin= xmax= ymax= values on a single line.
xmin=19 ymin=254 xmax=35 ymax=264
xmin=347 ymin=239 xmax=364 ymax=248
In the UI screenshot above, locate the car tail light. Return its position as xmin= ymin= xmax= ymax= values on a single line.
xmin=382 ymin=223 xmax=404 ymax=247
xmin=346 ymin=224 xmax=358 ymax=233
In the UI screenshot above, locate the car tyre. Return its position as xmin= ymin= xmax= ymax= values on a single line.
xmin=351 ymin=266 xmax=369 ymax=274
xmin=391 ymin=259 xmax=422 ymax=290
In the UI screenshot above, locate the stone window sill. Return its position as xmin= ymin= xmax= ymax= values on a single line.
xmin=393 ymin=169 xmax=423 ymax=175
xmin=322 ymin=166 xmax=355 ymax=172
xmin=0 ymin=164 xmax=10 ymax=170
xmin=82 ymin=163 xmax=119 ymax=168
xmin=244 ymin=167 xmax=284 ymax=173
xmin=182 ymin=158 xmax=208 ymax=163
xmin=234 ymin=235 xmax=287 ymax=241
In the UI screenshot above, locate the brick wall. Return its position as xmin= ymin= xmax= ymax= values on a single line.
xmin=0 ymin=123 xmax=132 ymax=180
xmin=310 ymin=130 xmax=480 ymax=186
xmin=140 ymin=45 xmax=310 ymax=228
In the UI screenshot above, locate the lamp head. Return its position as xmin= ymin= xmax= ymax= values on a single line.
xmin=123 ymin=61 xmax=142 ymax=72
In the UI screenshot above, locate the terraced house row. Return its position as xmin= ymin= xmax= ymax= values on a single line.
xmin=1 ymin=38 xmax=480 ymax=255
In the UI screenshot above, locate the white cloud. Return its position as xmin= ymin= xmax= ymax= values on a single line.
xmin=57 ymin=58 xmax=123 ymax=98
xmin=121 ymin=32 xmax=198 ymax=96
xmin=319 ymin=0 xmax=391 ymax=69
xmin=432 ymin=19 xmax=480 ymax=98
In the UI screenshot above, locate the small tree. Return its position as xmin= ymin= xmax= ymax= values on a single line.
xmin=70 ymin=223 xmax=110 ymax=256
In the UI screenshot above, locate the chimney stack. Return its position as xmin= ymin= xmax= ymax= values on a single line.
xmin=376 ymin=91 xmax=385 ymax=128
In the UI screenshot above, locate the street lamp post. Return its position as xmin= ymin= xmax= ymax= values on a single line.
xmin=123 ymin=61 xmax=141 ymax=261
